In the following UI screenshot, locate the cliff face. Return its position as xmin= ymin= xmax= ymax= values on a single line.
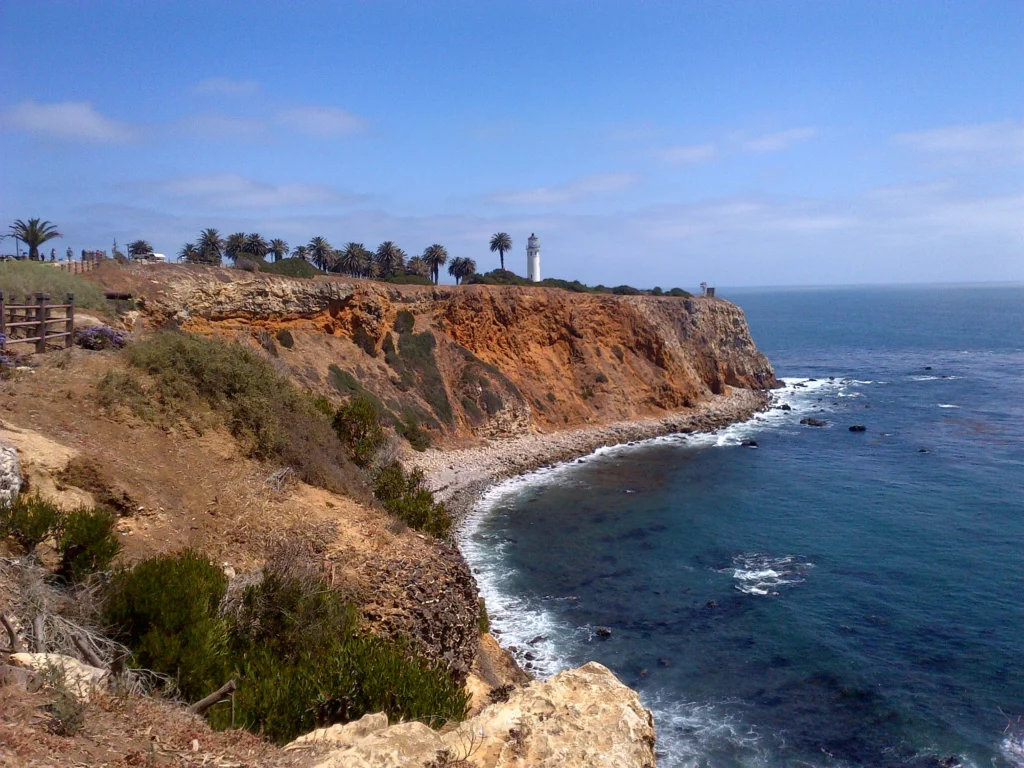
xmin=102 ymin=264 xmax=778 ymax=443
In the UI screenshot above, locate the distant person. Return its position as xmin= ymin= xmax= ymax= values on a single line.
xmin=50 ymin=248 xmax=56 ymax=261
xmin=66 ymin=247 xmax=73 ymax=261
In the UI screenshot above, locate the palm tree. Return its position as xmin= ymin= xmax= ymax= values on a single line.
xmin=268 ymin=238 xmax=289 ymax=262
xmin=197 ymin=228 xmax=224 ymax=265
xmin=8 ymin=219 xmax=62 ymax=260
xmin=292 ymin=244 xmax=309 ymax=262
xmin=375 ymin=241 xmax=406 ymax=277
xmin=307 ymin=237 xmax=334 ymax=271
xmin=421 ymin=244 xmax=448 ymax=285
xmin=406 ymin=256 xmax=430 ymax=278
xmin=224 ymin=232 xmax=247 ymax=262
xmin=178 ymin=243 xmax=200 ymax=263
xmin=339 ymin=242 xmax=366 ymax=276
xmin=244 ymin=233 xmax=269 ymax=260
xmin=448 ymin=256 xmax=477 ymax=285
xmin=127 ymin=240 xmax=153 ymax=259
xmin=489 ymin=232 xmax=512 ymax=271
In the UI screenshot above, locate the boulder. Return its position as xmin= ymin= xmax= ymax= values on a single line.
xmin=779 ymin=403 xmax=792 ymax=411
xmin=848 ymin=425 xmax=867 ymax=432
xmin=285 ymin=712 xmax=389 ymax=750
xmin=309 ymin=662 xmax=656 ymax=768
xmin=8 ymin=653 xmax=107 ymax=702
xmin=799 ymin=418 xmax=828 ymax=427
xmin=0 ymin=442 xmax=21 ymax=506
xmin=740 ymin=439 xmax=758 ymax=447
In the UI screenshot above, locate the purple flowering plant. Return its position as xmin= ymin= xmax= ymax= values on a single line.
xmin=73 ymin=325 xmax=128 ymax=351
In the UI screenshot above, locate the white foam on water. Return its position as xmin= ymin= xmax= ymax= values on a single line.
xmin=1002 ymin=734 xmax=1024 ymax=768
xmin=728 ymin=553 xmax=815 ymax=596
xmin=648 ymin=695 xmax=779 ymax=768
xmin=938 ymin=403 xmax=961 ymax=409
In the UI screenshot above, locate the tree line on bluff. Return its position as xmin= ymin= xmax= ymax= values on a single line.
xmin=174 ymin=228 xmax=509 ymax=285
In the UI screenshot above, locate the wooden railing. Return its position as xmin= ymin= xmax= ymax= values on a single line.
xmin=56 ymin=260 xmax=100 ymax=275
xmin=0 ymin=292 xmax=75 ymax=353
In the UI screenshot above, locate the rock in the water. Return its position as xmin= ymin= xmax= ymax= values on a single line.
xmin=309 ymin=662 xmax=656 ymax=768
xmin=596 ymin=627 xmax=613 ymax=639
xmin=779 ymin=403 xmax=792 ymax=411
xmin=8 ymin=653 xmax=107 ymax=702
xmin=799 ymin=417 xmax=828 ymax=427
xmin=0 ymin=442 xmax=21 ymax=506
xmin=924 ymin=366 xmax=933 ymax=371
xmin=848 ymin=425 xmax=867 ymax=432
xmin=740 ymin=439 xmax=758 ymax=448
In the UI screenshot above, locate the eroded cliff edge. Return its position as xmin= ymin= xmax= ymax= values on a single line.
xmin=104 ymin=263 xmax=779 ymax=446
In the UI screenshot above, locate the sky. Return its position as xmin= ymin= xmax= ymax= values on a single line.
xmin=1 ymin=1 xmax=1022 ymax=287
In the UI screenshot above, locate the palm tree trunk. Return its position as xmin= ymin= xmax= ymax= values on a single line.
xmin=500 ymin=250 xmax=505 ymax=270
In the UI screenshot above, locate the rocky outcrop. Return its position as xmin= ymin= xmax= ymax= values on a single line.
xmin=7 ymin=653 xmax=108 ymax=702
xmin=104 ymin=264 xmax=779 ymax=446
xmin=292 ymin=662 xmax=655 ymax=768
xmin=0 ymin=442 xmax=20 ymax=505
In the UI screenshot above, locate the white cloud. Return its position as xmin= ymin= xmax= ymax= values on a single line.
xmin=191 ymin=78 xmax=261 ymax=96
xmin=739 ymin=126 xmax=818 ymax=152
xmin=174 ymin=114 xmax=269 ymax=140
xmin=893 ymin=119 xmax=1024 ymax=163
xmin=134 ymin=174 xmax=360 ymax=210
xmin=660 ymin=143 xmax=718 ymax=164
xmin=277 ymin=106 xmax=368 ymax=136
xmin=0 ymin=100 xmax=135 ymax=143
xmin=489 ymin=172 xmax=639 ymax=206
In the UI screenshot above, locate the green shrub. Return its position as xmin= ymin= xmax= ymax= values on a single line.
xmin=581 ymin=386 xmax=595 ymax=400
xmin=275 ymin=328 xmax=295 ymax=348
xmin=612 ymin=345 xmax=624 ymax=362
xmin=651 ymin=286 xmax=664 ymax=296
xmin=382 ymin=274 xmax=433 ymax=286
xmin=397 ymin=331 xmax=452 ymax=425
xmin=213 ymin=563 xmax=467 ymax=743
xmin=260 ymin=258 xmax=323 ymax=278
xmin=57 ymin=507 xmax=120 ymax=582
xmin=612 ymin=285 xmax=641 ymax=295
xmin=332 ymin=395 xmax=386 ymax=467
xmin=0 ymin=493 xmax=62 ymax=551
xmin=104 ymin=550 xmax=230 ymax=702
xmin=0 ymin=261 xmax=108 ymax=311
xmin=668 ymin=287 xmax=692 ymax=297
xmin=373 ymin=461 xmax=452 ymax=538
xmin=595 ymin=372 xmax=609 ymax=384
xmin=397 ymin=414 xmax=431 ymax=451
xmin=393 ymin=310 xmax=415 ymax=334
xmin=478 ymin=598 xmax=490 ymax=635
xmin=118 ymin=333 xmax=364 ymax=495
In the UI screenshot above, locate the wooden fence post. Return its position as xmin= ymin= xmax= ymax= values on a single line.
xmin=0 ymin=291 xmax=6 ymax=348
xmin=66 ymin=293 xmax=75 ymax=348
xmin=35 ymin=293 xmax=49 ymax=354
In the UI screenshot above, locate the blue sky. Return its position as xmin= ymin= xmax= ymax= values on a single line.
xmin=1 ymin=1 xmax=1022 ymax=287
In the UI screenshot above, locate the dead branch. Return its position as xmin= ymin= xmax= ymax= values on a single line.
xmin=32 ymin=615 xmax=46 ymax=653
xmin=188 ymin=679 xmax=237 ymax=716
xmin=1 ymin=611 xmax=23 ymax=653
xmin=71 ymin=632 xmax=105 ymax=669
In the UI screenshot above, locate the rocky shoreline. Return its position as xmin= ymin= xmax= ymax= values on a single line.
xmin=410 ymin=386 xmax=771 ymax=523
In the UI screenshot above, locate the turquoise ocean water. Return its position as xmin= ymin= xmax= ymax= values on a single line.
xmin=461 ymin=285 xmax=1024 ymax=768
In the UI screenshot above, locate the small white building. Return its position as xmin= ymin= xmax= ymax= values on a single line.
xmin=526 ymin=233 xmax=541 ymax=282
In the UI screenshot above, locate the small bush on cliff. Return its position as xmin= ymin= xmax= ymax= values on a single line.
xmin=259 ymin=258 xmax=323 ymax=278
xmin=0 ymin=493 xmax=62 ymax=551
xmin=104 ymin=550 xmax=230 ymax=702
xmin=275 ymin=328 xmax=294 ymax=348
xmin=668 ymin=287 xmax=692 ymax=297
xmin=57 ymin=507 xmax=121 ymax=582
xmin=373 ymin=461 xmax=453 ymax=538
xmin=112 ymin=333 xmax=365 ymax=496
xmin=332 ymin=395 xmax=386 ymax=467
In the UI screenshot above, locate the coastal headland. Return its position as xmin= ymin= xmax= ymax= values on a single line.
xmin=1 ymin=261 xmax=777 ymax=767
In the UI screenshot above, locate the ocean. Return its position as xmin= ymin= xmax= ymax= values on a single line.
xmin=460 ymin=284 xmax=1024 ymax=768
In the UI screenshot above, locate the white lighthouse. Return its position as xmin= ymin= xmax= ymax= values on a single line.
xmin=526 ymin=233 xmax=541 ymax=282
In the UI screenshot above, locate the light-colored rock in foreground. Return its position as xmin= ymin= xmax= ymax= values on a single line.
xmin=8 ymin=653 xmax=108 ymax=701
xmin=306 ymin=662 xmax=655 ymax=768
xmin=0 ymin=441 xmax=21 ymax=505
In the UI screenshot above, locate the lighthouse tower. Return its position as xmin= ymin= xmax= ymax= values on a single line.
xmin=526 ymin=233 xmax=541 ymax=282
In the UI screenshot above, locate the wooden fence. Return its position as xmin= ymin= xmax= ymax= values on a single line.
xmin=0 ymin=292 xmax=75 ymax=353
xmin=56 ymin=260 xmax=100 ymax=275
